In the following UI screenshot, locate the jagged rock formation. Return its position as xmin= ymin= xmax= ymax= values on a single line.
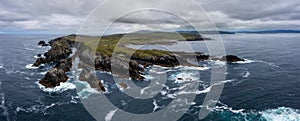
xmin=33 ymin=36 xmax=76 ymax=88
xmin=32 ymin=34 xmax=245 ymax=92
xmin=39 ymin=68 xmax=69 ymax=88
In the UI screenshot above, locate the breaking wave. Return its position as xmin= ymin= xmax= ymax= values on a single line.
xmin=74 ymin=81 xmax=100 ymax=99
xmin=207 ymin=103 xmax=300 ymax=121
xmin=25 ymin=64 xmax=39 ymax=69
xmin=36 ymin=81 xmax=76 ymax=93
xmin=260 ymin=107 xmax=300 ymax=121
xmin=233 ymin=59 xmax=255 ymax=64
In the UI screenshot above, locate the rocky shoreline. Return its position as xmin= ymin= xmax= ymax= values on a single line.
xmin=31 ymin=34 xmax=244 ymax=92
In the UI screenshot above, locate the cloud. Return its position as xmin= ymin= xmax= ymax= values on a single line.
xmin=0 ymin=0 xmax=102 ymax=33
xmin=0 ymin=0 xmax=300 ymax=34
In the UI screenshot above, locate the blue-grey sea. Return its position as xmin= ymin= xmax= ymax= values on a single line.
xmin=0 ymin=34 xmax=300 ymax=121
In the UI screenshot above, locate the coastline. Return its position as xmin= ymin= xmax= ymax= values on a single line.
xmin=31 ymin=33 xmax=244 ymax=91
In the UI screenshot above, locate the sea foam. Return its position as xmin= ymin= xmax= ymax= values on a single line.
xmin=25 ymin=64 xmax=39 ymax=69
xmin=36 ymin=81 xmax=76 ymax=93
xmin=261 ymin=107 xmax=300 ymax=121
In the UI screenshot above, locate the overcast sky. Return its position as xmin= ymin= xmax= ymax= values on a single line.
xmin=0 ymin=0 xmax=299 ymax=34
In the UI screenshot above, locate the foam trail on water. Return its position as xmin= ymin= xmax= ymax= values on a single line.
xmin=36 ymin=81 xmax=76 ymax=93
xmin=152 ymin=99 xmax=161 ymax=112
xmin=233 ymin=59 xmax=255 ymax=64
xmin=105 ymin=109 xmax=117 ymax=121
xmin=75 ymin=81 xmax=100 ymax=99
xmin=243 ymin=71 xmax=250 ymax=78
xmin=25 ymin=64 xmax=39 ymax=69
xmin=175 ymin=66 xmax=210 ymax=71
xmin=177 ymin=80 xmax=234 ymax=95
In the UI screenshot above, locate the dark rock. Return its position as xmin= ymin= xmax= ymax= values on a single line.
xmin=35 ymin=35 xmax=76 ymax=88
xmin=98 ymin=82 xmax=106 ymax=92
xmin=196 ymin=54 xmax=210 ymax=61
xmin=32 ymin=57 xmax=46 ymax=67
xmin=118 ymin=82 xmax=128 ymax=89
xmin=222 ymin=55 xmax=244 ymax=62
xmin=177 ymin=78 xmax=183 ymax=80
xmin=55 ymin=58 xmax=72 ymax=72
xmin=38 ymin=40 xmax=48 ymax=46
xmin=39 ymin=68 xmax=68 ymax=88
xmin=38 ymin=40 xmax=46 ymax=45
xmin=129 ymin=60 xmax=145 ymax=80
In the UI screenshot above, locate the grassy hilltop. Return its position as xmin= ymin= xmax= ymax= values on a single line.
xmin=72 ymin=31 xmax=208 ymax=57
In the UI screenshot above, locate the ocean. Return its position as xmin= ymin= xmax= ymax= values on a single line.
xmin=0 ymin=34 xmax=300 ymax=121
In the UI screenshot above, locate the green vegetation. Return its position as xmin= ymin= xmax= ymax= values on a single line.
xmin=73 ymin=31 xmax=204 ymax=57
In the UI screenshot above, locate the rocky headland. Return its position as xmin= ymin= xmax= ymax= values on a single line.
xmin=31 ymin=32 xmax=244 ymax=92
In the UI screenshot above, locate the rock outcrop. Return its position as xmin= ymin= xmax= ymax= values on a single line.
xmin=39 ymin=68 xmax=69 ymax=88
xmin=38 ymin=40 xmax=49 ymax=46
xmin=33 ymin=36 xmax=76 ymax=88
xmin=221 ymin=55 xmax=245 ymax=62
xmin=32 ymin=34 xmax=245 ymax=92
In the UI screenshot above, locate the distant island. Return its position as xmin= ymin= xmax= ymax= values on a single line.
xmin=178 ymin=31 xmax=236 ymax=34
xmin=31 ymin=31 xmax=245 ymax=92
xmin=178 ymin=30 xmax=300 ymax=34
xmin=234 ymin=30 xmax=300 ymax=34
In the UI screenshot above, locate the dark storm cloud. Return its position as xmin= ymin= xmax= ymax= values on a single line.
xmin=0 ymin=0 xmax=299 ymax=33
xmin=197 ymin=0 xmax=300 ymax=20
xmin=0 ymin=0 xmax=102 ymax=33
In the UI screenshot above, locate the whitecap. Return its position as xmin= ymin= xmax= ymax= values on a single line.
xmin=153 ymin=99 xmax=161 ymax=112
xmin=166 ymin=94 xmax=177 ymax=99
xmin=25 ymin=77 xmax=31 ymax=80
xmin=210 ymin=60 xmax=227 ymax=66
xmin=141 ymin=74 xmax=155 ymax=81
xmin=70 ymin=96 xmax=80 ymax=104
xmin=25 ymin=64 xmax=39 ymax=69
xmin=170 ymin=71 xmax=200 ymax=84
xmin=140 ymin=86 xmax=150 ymax=95
xmin=233 ymin=59 xmax=255 ymax=64
xmin=39 ymin=71 xmax=47 ymax=75
xmin=213 ymin=105 xmax=245 ymax=114
xmin=160 ymin=90 xmax=168 ymax=96
xmin=24 ymin=47 xmax=35 ymax=51
xmin=75 ymin=81 xmax=100 ymax=99
xmin=242 ymin=71 xmax=250 ymax=78
xmin=105 ymin=109 xmax=117 ymax=121
xmin=256 ymin=60 xmax=280 ymax=68
xmin=176 ymin=80 xmax=234 ymax=95
xmin=0 ymin=93 xmax=9 ymax=121
xmin=260 ymin=107 xmax=300 ymax=121
xmin=175 ymin=66 xmax=210 ymax=71
xmin=36 ymin=81 xmax=76 ymax=93
xmin=16 ymin=102 xmax=61 ymax=114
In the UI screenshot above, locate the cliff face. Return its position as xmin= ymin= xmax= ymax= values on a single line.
xmin=32 ymin=34 xmax=244 ymax=92
xmin=33 ymin=36 xmax=75 ymax=88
